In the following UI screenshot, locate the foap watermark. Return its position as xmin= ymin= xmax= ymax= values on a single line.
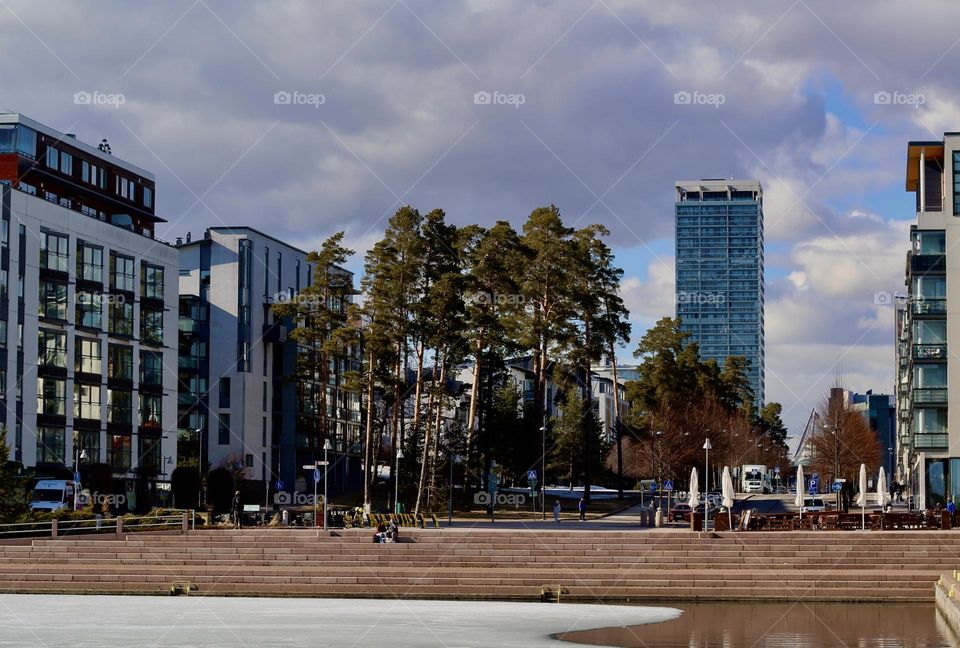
xmin=77 ymin=492 xmax=126 ymax=507
xmin=474 ymin=491 xmax=526 ymax=506
xmin=74 ymin=91 xmax=126 ymax=108
xmin=677 ymin=290 xmax=726 ymax=306
xmin=466 ymin=292 xmax=525 ymax=306
xmin=272 ymin=291 xmax=322 ymax=307
xmin=274 ymin=90 xmax=326 ymax=108
xmin=77 ymin=292 xmax=127 ymax=307
xmin=273 ymin=491 xmax=319 ymax=506
xmin=874 ymin=90 xmax=926 ymax=108
xmin=473 ymin=90 xmax=525 ymax=109
xmin=673 ymin=90 xmax=725 ymax=108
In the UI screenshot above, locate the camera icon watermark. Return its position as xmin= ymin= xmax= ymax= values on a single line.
xmin=273 ymin=90 xmax=326 ymax=108
xmin=273 ymin=491 xmax=319 ymax=506
xmin=677 ymin=290 xmax=726 ymax=306
xmin=473 ymin=90 xmax=525 ymax=109
xmin=474 ymin=491 xmax=526 ymax=506
xmin=873 ymin=90 xmax=925 ymax=108
xmin=74 ymin=91 xmax=126 ymax=108
xmin=77 ymin=492 xmax=126 ymax=506
xmin=673 ymin=90 xmax=725 ymax=108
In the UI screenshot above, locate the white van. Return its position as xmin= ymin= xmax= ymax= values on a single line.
xmin=30 ymin=480 xmax=78 ymax=512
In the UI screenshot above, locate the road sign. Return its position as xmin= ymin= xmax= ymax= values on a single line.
xmin=74 ymin=471 xmax=81 ymax=482
xmin=831 ymin=481 xmax=842 ymax=493
xmin=774 ymin=466 xmax=781 ymax=475
xmin=274 ymin=480 xmax=284 ymax=491
xmin=663 ymin=480 xmax=674 ymax=492
xmin=487 ymin=472 xmax=499 ymax=494
xmin=650 ymin=481 xmax=657 ymax=492
xmin=313 ymin=468 xmax=321 ymax=482
xmin=808 ymin=485 xmax=817 ymax=495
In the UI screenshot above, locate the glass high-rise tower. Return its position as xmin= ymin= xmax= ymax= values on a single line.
xmin=675 ymin=179 xmax=765 ymax=405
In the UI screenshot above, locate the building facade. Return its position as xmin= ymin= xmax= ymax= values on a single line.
xmin=897 ymin=135 xmax=957 ymax=508
xmin=675 ymin=179 xmax=765 ymax=405
xmin=176 ymin=227 xmax=363 ymax=502
xmin=0 ymin=114 xmax=178 ymax=509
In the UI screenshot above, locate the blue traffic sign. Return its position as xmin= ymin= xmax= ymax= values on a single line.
xmin=650 ymin=481 xmax=657 ymax=492
xmin=275 ymin=480 xmax=284 ymax=491
xmin=74 ymin=471 xmax=81 ymax=482
xmin=313 ymin=469 xmax=321 ymax=482
xmin=527 ymin=470 xmax=538 ymax=482
xmin=808 ymin=485 xmax=817 ymax=495
xmin=831 ymin=481 xmax=842 ymax=493
xmin=663 ymin=480 xmax=674 ymax=492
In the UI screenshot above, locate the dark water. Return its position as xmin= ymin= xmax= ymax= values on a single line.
xmin=557 ymin=602 xmax=955 ymax=647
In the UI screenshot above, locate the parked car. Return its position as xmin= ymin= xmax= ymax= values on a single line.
xmin=801 ymin=497 xmax=828 ymax=513
xmin=30 ymin=480 xmax=78 ymax=512
xmin=669 ymin=503 xmax=692 ymax=522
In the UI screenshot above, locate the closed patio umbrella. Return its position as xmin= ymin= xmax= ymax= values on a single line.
xmin=856 ymin=463 xmax=867 ymax=530
xmin=876 ymin=466 xmax=890 ymax=510
xmin=722 ymin=466 xmax=735 ymax=530
xmin=795 ymin=465 xmax=805 ymax=521
xmin=687 ymin=468 xmax=699 ymax=510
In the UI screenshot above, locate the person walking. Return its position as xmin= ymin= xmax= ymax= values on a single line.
xmin=578 ymin=497 xmax=586 ymax=522
xmin=232 ymin=491 xmax=242 ymax=529
xmin=553 ymin=499 xmax=561 ymax=523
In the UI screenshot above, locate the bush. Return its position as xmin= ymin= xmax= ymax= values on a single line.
xmin=171 ymin=466 xmax=201 ymax=510
xmin=206 ymin=467 xmax=234 ymax=514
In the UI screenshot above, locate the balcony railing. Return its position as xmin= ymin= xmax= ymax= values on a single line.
xmin=911 ymin=254 xmax=946 ymax=273
xmin=913 ymin=299 xmax=947 ymax=316
xmin=913 ymin=387 xmax=948 ymax=403
xmin=178 ymin=356 xmax=199 ymax=370
xmin=178 ymin=317 xmax=198 ymax=334
xmin=915 ymin=434 xmax=948 ymax=449
xmin=913 ymin=344 xmax=947 ymax=360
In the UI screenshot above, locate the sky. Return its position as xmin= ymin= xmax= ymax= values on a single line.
xmin=1 ymin=0 xmax=956 ymax=440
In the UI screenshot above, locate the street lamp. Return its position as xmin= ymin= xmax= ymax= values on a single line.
xmin=73 ymin=447 xmax=87 ymax=510
xmin=195 ymin=428 xmax=204 ymax=509
xmin=323 ymin=439 xmax=332 ymax=531
xmin=448 ymin=452 xmax=460 ymax=525
xmin=394 ymin=447 xmax=404 ymax=515
xmin=703 ymin=438 xmax=712 ymax=531
xmin=539 ymin=425 xmax=547 ymax=520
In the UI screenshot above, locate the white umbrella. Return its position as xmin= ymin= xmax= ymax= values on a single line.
xmin=687 ymin=468 xmax=700 ymax=509
xmin=722 ymin=466 xmax=735 ymax=530
xmin=856 ymin=463 xmax=867 ymax=530
xmin=795 ymin=465 xmax=805 ymax=520
xmin=876 ymin=466 xmax=890 ymax=509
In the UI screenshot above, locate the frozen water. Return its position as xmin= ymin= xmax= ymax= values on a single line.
xmin=0 ymin=595 xmax=680 ymax=647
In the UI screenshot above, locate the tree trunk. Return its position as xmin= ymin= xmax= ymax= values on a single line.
xmin=426 ymin=354 xmax=446 ymax=511
xmin=362 ymin=350 xmax=376 ymax=508
xmin=464 ymin=347 xmax=482 ymax=468
xmin=389 ymin=341 xmax=403 ymax=510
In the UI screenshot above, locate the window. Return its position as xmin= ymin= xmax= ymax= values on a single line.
xmin=108 ymin=344 xmax=133 ymax=381
xmin=140 ymin=351 xmax=162 ymax=386
xmin=218 ymin=414 xmax=231 ymax=445
xmin=39 ymin=281 xmax=67 ymax=320
xmin=74 ymin=384 xmax=101 ymax=420
xmin=141 ymin=264 xmax=164 ymax=300
xmin=75 ymin=338 xmax=102 ymax=374
xmin=59 ymin=151 xmax=73 ymax=175
xmin=143 ymin=186 xmax=153 ymax=209
xmin=140 ymin=394 xmax=161 ymax=428
xmin=40 ymin=232 xmax=69 ymax=272
xmin=245 ymin=454 xmax=254 ymax=468
xmin=0 ymin=125 xmax=36 ymax=157
xmin=109 ymin=300 xmax=134 ymax=336
xmin=78 ymin=244 xmax=103 ymax=283
xmin=0 ymin=320 xmax=7 ymax=349
xmin=107 ymin=434 xmax=131 ymax=471
xmin=138 ymin=436 xmax=161 ymax=473
xmin=219 ymin=377 xmax=231 ymax=408
xmin=107 ymin=389 xmax=133 ymax=425
xmin=36 ymin=426 xmax=65 ymax=464
xmin=110 ymin=253 xmax=135 ymax=292
xmin=37 ymin=377 xmax=66 ymax=416
xmin=76 ymin=290 xmax=102 ymax=329
xmin=45 ymin=147 xmax=59 ymax=169
xmin=115 ymin=176 xmax=135 ymax=201
xmin=140 ymin=308 xmax=163 ymax=344
xmin=38 ymin=329 xmax=66 ymax=368
xmin=74 ymin=430 xmax=100 ymax=465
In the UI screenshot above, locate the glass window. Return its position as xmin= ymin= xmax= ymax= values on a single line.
xmin=141 ymin=264 xmax=164 ymax=300
xmin=107 ymin=434 xmax=131 ymax=472
xmin=36 ymin=426 xmax=65 ymax=464
xmin=75 ymin=338 xmax=102 ymax=374
xmin=108 ymin=344 xmax=133 ymax=381
xmin=143 ymin=186 xmax=153 ymax=209
xmin=74 ymin=383 xmax=101 ymax=420
xmin=40 ymin=232 xmax=69 ymax=272
xmin=140 ymin=394 xmax=162 ymax=428
xmin=138 ymin=435 xmax=161 ymax=473
xmin=37 ymin=377 xmax=66 ymax=415
xmin=59 ymin=151 xmax=72 ymax=175
xmin=140 ymin=351 xmax=162 ymax=386
xmin=915 ymin=364 xmax=947 ymax=388
xmin=915 ymin=407 xmax=947 ymax=433
xmin=110 ymin=253 xmax=135 ymax=292
xmin=74 ymin=430 xmax=100 ymax=465
xmin=915 ymin=275 xmax=946 ymax=299
xmin=76 ymin=290 xmax=102 ymax=329
xmin=38 ymin=329 xmax=66 ymax=368
xmin=914 ymin=320 xmax=946 ymax=344
xmin=913 ymin=230 xmax=946 ymax=255
xmin=78 ymin=244 xmax=103 ymax=283
xmin=140 ymin=308 xmax=163 ymax=344
xmin=109 ymin=300 xmax=134 ymax=337
xmin=927 ymin=459 xmax=947 ymax=508
xmin=218 ymin=413 xmax=231 ymax=445
xmin=39 ymin=281 xmax=67 ymax=320
xmin=107 ymin=389 xmax=132 ymax=425
xmin=45 ymin=147 xmax=58 ymax=169
xmin=219 ymin=377 xmax=231 ymax=408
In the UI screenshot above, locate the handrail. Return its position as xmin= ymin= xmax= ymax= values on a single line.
xmin=0 ymin=512 xmax=191 ymax=538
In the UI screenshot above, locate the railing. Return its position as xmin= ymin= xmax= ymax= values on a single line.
xmin=914 ymin=388 xmax=948 ymax=403
xmin=0 ymin=512 xmax=191 ymax=539
xmin=178 ymin=317 xmax=198 ymax=334
xmin=915 ymin=434 xmax=949 ymax=450
xmin=913 ymin=344 xmax=947 ymax=360
xmin=912 ymin=254 xmax=946 ymax=273
xmin=914 ymin=299 xmax=947 ymax=315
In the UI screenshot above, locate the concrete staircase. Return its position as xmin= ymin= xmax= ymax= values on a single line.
xmin=0 ymin=528 xmax=954 ymax=601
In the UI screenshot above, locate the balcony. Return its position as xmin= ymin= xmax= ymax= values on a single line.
xmin=178 ymin=392 xmax=200 ymax=407
xmin=178 ymin=317 xmax=198 ymax=334
xmin=178 ymin=356 xmax=199 ymax=370
xmin=913 ymin=387 xmax=948 ymax=404
xmin=915 ymin=433 xmax=948 ymax=450
xmin=913 ymin=344 xmax=947 ymax=360
xmin=913 ymin=299 xmax=947 ymax=316
xmin=911 ymin=254 xmax=946 ymax=273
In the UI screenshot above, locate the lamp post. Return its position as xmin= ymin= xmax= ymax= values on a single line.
xmin=195 ymin=428 xmax=204 ymax=509
xmin=323 ymin=439 xmax=332 ymax=531
xmin=394 ymin=448 xmax=404 ymax=514
xmin=448 ymin=452 xmax=460 ymax=525
xmin=73 ymin=447 xmax=87 ymax=510
xmin=539 ymin=425 xmax=547 ymax=520
xmin=703 ymin=438 xmax=712 ymax=531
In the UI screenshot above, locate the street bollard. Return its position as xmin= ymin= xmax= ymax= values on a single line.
xmin=116 ymin=516 xmax=123 ymax=535
xmin=654 ymin=508 xmax=663 ymax=528
xmin=51 ymin=519 xmax=57 ymax=538
xmin=182 ymin=512 xmax=189 ymax=534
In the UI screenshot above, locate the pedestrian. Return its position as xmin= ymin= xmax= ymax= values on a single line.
xmin=232 ymin=491 xmax=242 ymax=529
xmin=578 ymin=497 xmax=586 ymax=522
xmin=948 ymin=500 xmax=956 ymax=517
xmin=553 ymin=499 xmax=561 ymax=523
